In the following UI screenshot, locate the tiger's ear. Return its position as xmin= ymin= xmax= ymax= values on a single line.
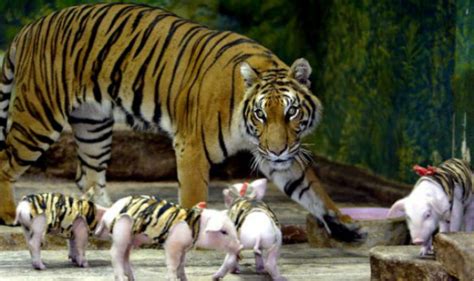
xmin=240 ymin=62 xmax=259 ymax=88
xmin=289 ymin=58 xmax=312 ymax=87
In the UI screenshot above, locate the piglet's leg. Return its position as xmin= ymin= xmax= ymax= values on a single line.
xmin=176 ymin=249 xmax=188 ymax=281
xmin=71 ymin=218 xmax=90 ymax=267
xmin=464 ymin=199 xmax=474 ymax=231
xmin=255 ymin=252 xmax=265 ymax=274
xmin=27 ymin=216 xmax=47 ymax=270
xmin=164 ymin=243 xmax=188 ymax=281
xmin=124 ymin=244 xmax=134 ymax=281
xmin=419 ymin=237 xmax=433 ymax=256
xmin=265 ymin=244 xmax=286 ymax=281
xmin=111 ymin=216 xmax=133 ymax=281
xmin=439 ymin=220 xmax=449 ymax=233
xmin=164 ymin=223 xmax=192 ymax=281
xmin=449 ymin=198 xmax=463 ymax=232
xmin=212 ymin=254 xmax=238 ymax=280
xmin=68 ymin=238 xmax=78 ymax=264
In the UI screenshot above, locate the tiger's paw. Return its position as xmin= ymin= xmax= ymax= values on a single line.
xmin=0 ymin=208 xmax=17 ymax=226
xmin=0 ymin=181 xmax=17 ymax=226
xmin=320 ymin=213 xmax=367 ymax=243
xmin=82 ymin=186 xmax=112 ymax=207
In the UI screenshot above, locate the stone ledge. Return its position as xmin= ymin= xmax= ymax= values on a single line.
xmin=306 ymin=213 xmax=409 ymax=249
xmin=434 ymin=232 xmax=474 ymax=280
xmin=370 ymin=246 xmax=456 ymax=281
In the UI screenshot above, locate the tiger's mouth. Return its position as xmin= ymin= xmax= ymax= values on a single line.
xmin=251 ymin=152 xmax=295 ymax=172
xmin=252 ymin=145 xmax=312 ymax=172
xmin=269 ymin=158 xmax=294 ymax=170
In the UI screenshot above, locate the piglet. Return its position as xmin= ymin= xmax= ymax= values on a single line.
xmin=214 ymin=179 xmax=286 ymax=281
xmin=15 ymin=192 xmax=107 ymax=269
xmin=388 ymin=159 xmax=474 ymax=256
xmin=95 ymin=195 xmax=242 ymax=281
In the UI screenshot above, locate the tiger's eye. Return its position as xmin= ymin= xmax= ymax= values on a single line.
xmin=287 ymin=106 xmax=298 ymax=117
xmin=255 ymin=109 xmax=265 ymax=119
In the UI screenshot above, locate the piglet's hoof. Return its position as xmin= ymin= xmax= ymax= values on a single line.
xmin=76 ymin=260 xmax=89 ymax=268
xmin=231 ymin=265 xmax=240 ymax=274
xmin=32 ymin=261 xmax=46 ymax=270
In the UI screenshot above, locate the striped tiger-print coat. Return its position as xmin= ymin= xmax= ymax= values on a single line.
xmin=111 ymin=196 xmax=202 ymax=245
xmin=418 ymin=158 xmax=473 ymax=206
xmin=21 ymin=193 xmax=99 ymax=238
xmin=0 ymin=3 xmax=362 ymax=242
xmin=227 ymin=197 xmax=280 ymax=233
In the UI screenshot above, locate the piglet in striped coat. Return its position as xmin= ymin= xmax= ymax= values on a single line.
xmin=388 ymin=159 xmax=474 ymax=256
xmin=214 ymin=179 xmax=286 ymax=281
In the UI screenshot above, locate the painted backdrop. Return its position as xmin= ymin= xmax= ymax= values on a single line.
xmin=0 ymin=0 xmax=472 ymax=183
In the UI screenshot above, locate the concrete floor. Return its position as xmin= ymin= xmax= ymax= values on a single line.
xmin=0 ymin=176 xmax=373 ymax=280
xmin=0 ymin=245 xmax=370 ymax=281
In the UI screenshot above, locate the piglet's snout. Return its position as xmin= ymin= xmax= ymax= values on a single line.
xmin=412 ymin=238 xmax=424 ymax=245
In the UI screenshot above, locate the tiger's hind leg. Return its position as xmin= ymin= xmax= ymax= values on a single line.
xmin=69 ymin=102 xmax=114 ymax=207
xmin=0 ymin=46 xmax=17 ymax=225
xmin=0 ymin=89 xmax=65 ymax=225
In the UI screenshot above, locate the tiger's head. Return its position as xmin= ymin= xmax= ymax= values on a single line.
xmin=240 ymin=58 xmax=322 ymax=171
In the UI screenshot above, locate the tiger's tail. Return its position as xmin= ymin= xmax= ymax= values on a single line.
xmin=0 ymin=43 xmax=16 ymax=150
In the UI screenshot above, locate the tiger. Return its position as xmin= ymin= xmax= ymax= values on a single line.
xmin=0 ymin=3 xmax=363 ymax=241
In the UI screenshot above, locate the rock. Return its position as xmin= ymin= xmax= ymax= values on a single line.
xmin=306 ymin=209 xmax=409 ymax=249
xmin=434 ymin=232 xmax=474 ymax=280
xmin=281 ymin=224 xmax=308 ymax=244
xmin=370 ymin=246 xmax=456 ymax=281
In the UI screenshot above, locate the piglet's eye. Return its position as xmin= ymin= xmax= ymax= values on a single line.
xmin=220 ymin=230 xmax=228 ymax=235
xmin=424 ymin=213 xmax=431 ymax=219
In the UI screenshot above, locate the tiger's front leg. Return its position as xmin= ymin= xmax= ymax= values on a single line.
xmin=260 ymin=163 xmax=366 ymax=242
xmin=174 ymin=137 xmax=211 ymax=208
xmin=69 ymin=102 xmax=114 ymax=207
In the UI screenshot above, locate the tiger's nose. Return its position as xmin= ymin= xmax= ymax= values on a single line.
xmin=268 ymin=146 xmax=287 ymax=156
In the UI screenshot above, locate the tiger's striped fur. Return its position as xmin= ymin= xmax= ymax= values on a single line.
xmin=0 ymin=3 xmax=362 ymax=241
xmin=110 ymin=195 xmax=202 ymax=246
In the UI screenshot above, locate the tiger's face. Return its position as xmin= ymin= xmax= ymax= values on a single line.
xmin=240 ymin=58 xmax=322 ymax=171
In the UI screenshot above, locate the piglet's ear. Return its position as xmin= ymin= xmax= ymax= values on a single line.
xmin=205 ymin=217 xmax=225 ymax=233
xmin=223 ymin=189 xmax=235 ymax=208
xmin=250 ymin=178 xmax=268 ymax=200
xmin=387 ymin=198 xmax=406 ymax=218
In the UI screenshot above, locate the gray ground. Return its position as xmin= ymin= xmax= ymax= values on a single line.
xmin=0 ymin=177 xmax=373 ymax=280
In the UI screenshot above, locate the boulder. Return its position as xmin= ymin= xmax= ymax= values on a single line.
xmin=434 ymin=232 xmax=474 ymax=280
xmin=370 ymin=246 xmax=456 ymax=281
xmin=306 ymin=208 xmax=409 ymax=249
